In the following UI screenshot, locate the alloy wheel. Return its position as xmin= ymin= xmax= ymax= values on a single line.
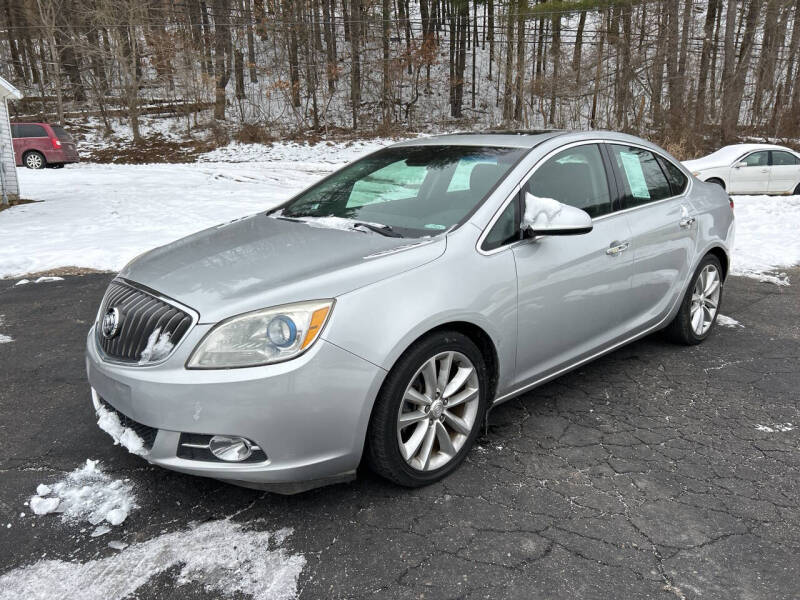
xmin=396 ymin=351 xmax=480 ymax=471
xmin=25 ymin=153 xmax=43 ymax=169
xmin=690 ymin=264 xmax=721 ymax=335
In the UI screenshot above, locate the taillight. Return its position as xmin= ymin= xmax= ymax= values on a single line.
xmin=50 ymin=137 xmax=61 ymax=149
xmin=729 ymin=196 xmax=734 ymax=212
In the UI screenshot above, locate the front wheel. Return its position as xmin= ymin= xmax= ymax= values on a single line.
xmin=664 ymin=254 xmax=723 ymax=345
xmin=793 ymin=182 xmax=800 ymax=195
xmin=366 ymin=331 xmax=489 ymax=487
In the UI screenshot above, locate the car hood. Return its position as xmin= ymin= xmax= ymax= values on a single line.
xmin=682 ymin=157 xmax=727 ymax=172
xmin=119 ymin=213 xmax=446 ymax=323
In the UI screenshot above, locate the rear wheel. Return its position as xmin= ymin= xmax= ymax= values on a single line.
xmin=793 ymin=182 xmax=800 ymax=195
xmin=366 ymin=331 xmax=489 ymax=487
xmin=665 ymin=254 xmax=723 ymax=345
xmin=23 ymin=151 xmax=46 ymax=170
xmin=706 ymin=177 xmax=725 ymax=190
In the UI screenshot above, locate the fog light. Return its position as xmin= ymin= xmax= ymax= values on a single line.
xmin=209 ymin=435 xmax=253 ymax=462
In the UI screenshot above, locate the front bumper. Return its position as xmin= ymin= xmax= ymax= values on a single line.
xmin=85 ymin=325 xmax=386 ymax=492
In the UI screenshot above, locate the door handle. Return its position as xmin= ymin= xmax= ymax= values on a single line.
xmin=606 ymin=241 xmax=630 ymax=256
xmin=679 ymin=216 xmax=695 ymax=229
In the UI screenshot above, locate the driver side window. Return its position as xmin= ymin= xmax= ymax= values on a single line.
xmin=741 ymin=151 xmax=769 ymax=167
xmin=524 ymin=144 xmax=612 ymax=218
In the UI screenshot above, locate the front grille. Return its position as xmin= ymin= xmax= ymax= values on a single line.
xmin=97 ymin=280 xmax=194 ymax=364
xmin=99 ymin=397 xmax=157 ymax=451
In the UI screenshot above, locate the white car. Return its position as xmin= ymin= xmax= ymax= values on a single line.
xmin=683 ymin=144 xmax=800 ymax=195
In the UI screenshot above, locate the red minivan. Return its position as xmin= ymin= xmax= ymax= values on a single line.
xmin=11 ymin=122 xmax=80 ymax=169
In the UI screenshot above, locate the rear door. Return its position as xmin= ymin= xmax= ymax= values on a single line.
xmin=729 ymin=150 xmax=770 ymax=194
xmin=768 ymin=151 xmax=800 ymax=194
xmin=509 ymin=142 xmax=636 ymax=388
xmin=605 ymin=143 xmax=697 ymax=332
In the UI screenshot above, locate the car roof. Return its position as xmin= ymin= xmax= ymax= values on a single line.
xmin=392 ymin=130 xmax=566 ymax=149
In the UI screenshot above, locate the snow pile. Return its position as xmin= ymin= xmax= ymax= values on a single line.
xmin=717 ymin=315 xmax=743 ymax=328
xmin=28 ymin=460 xmax=137 ymax=528
xmin=199 ymin=137 xmax=401 ymax=163
xmin=0 ymin=520 xmax=305 ymax=600
xmin=521 ymin=193 xmax=562 ymax=230
xmin=138 ymin=327 xmax=173 ymax=364
xmin=15 ymin=276 xmax=64 ymax=286
xmin=755 ymin=423 xmax=795 ymax=433
xmin=0 ymin=315 xmax=11 ymax=344
xmin=731 ymin=195 xmax=800 ymax=282
xmin=95 ymin=402 xmax=147 ymax=456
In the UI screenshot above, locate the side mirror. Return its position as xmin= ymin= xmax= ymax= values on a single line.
xmin=522 ymin=192 xmax=593 ymax=236
xmin=734 ymin=161 xmax=747 ymax=169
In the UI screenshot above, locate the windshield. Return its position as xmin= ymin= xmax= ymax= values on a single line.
xmin=275 ymin=145 xmax=527 ymax=237
xmin=50 ymin=125 xmax=73 ymax=141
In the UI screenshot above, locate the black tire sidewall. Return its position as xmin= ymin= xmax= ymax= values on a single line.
xmin=677 ymin=255 xmax=724 ymax=344
xmin=367 ymin=331 xmax=489 ymax=487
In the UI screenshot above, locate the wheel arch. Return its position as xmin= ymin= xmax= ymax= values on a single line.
xmin=706 ymin=245 xmax=730 ymax=280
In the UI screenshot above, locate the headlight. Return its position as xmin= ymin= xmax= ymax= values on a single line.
xmin=692 ymin=171 xmax=701 ymax=177
xmin=187 ymin=300 xmax=334 ymax=369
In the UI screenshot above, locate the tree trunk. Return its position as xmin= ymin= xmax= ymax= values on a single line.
xmin=513 ymin=0 xmax=526 ymax=121
xmin=243 ymin=0 xmax=258 ymax=82
xmin=548 ymin=8 xmax=560 ymax=125
xmin=572 ymin=10 xmax=586 ymax=84
xmin=694 ymin=0 xmax=720 ymax=130
xmin=349 ymin=0 xmax=361 ymax=128
xmin=382 ymin=0 xmax=391 ymax=124
xmin=322 ymin=0 xmax=337 ymax=92
xmin=722 ymin=0 xmax=761 ymax=143
xmin=502 ymin=0 xmax=515 ymax=121
xmin=213 ymin=0 xmax=231 ymax=120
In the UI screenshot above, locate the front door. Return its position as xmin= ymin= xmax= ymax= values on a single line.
xmin=511 ymin=143 xmax=635 ymax=388
xmin=729 ymin=150 xmax=770 ymax=194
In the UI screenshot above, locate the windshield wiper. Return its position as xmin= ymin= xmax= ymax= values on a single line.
xmin=352 ymin=222 xmax=403 ymax=237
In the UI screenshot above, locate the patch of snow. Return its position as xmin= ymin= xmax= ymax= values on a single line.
xmin=717 ymin=315 xmax=743 ymax=328
xmin=95 ymin=402 xmax=147 ymax=456
xmin=521 ymin=193 xmax=562 ymax=230
xmin=0 ymin=315 xmax=12 ymax=344
xmin=755 ymin=423 xmax=794 ymax=433
xmin=35 ymin=484 xmax=51 ymax=496
xmin=731 ymin=195 xmax=800 ymax=283
xmin=90 ymin=525 xmax=111 ymax=537
xmin=0 ymin=520 xmax=305 ymax=600
xmin=107 ymin=540 xmax=128 ymax=551
xmin=14 ymin=279 xmax=29 ymax=286
xmin=34 ymin=276 xmax=64 ymax=283
xmin=28 ymin=459 xmax=136 ymax=527
xmin=138 ymin=327 xmax=174 ymax=364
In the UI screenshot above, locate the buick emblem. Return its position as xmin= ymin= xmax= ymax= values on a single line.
xmin=101 ymin=307 xmax=121 ymax=339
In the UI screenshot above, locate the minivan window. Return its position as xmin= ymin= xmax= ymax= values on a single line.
xmin=657 ymin=156 xmax=689 ymax=195
xmin=524 ymin=144 xmax=612 ymax=218
xmin=50 ymin=125 xmax=73 ymax=142
xmin=609 ymin=145 xmax=672 ymax=209
xmin=13 ymin=124 xmax=48 ymax=138
xmin=771 ymin=151 xmax=800 ymax=166
xmin=277 ymin=145 xmax=526 ymax=237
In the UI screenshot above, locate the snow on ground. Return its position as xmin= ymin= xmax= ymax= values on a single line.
xmin=730 ymin=195 xmax=800 ymax=283
xmin=755 ymin=423 xmax=795 ymax=433
xmin=0 ymin=520 xmax=305 ymax=600
xmin=28 ymin=459 xmax=136 ymax=530
xmin=0 ymin=315 xmax=11 ymax=344
xmin=0 ymin=140 xmax=798 ymax=281
xmin=717 ymin=315 xmax=743 ymax=328
xmin=0 ymin=140 xmax=396 ymax=278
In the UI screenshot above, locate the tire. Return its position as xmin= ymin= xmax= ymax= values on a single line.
xmin=49 ymin=163 xmax=65 ymax=169
xmin=23 ymin=151 xmax=46 ymax=170
xmin=365 ymin=331 xmax=489 ymax=487
xmin=793 ymin=183 xmax=800 ymax=196
xmin=664 ymin=254 xmax=724 ymax=345
xmin=706 ymin=177 xmax=725 ymax=190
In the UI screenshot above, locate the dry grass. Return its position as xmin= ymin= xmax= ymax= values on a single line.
xmin=0 ymin=198 xmax=41 ymax=213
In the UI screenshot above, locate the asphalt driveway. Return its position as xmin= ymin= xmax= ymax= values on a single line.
xmin=0 ymin=271 xmax=798 ymax=599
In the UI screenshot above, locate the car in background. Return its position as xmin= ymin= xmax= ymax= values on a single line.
xmin=86 ymin=131 xmax=734 ymax=493
xmin=11 ymin=122 xmax=80 ymax=169
xmin=683 ymin=144 xmax=800 ymax=195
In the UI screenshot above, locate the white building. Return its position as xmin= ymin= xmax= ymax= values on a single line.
xmin=0 ymin=75 xmax=22 ymax=205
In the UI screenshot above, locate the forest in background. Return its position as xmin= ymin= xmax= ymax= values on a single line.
xmin=1 ymin=0 xmax=799 ymax=157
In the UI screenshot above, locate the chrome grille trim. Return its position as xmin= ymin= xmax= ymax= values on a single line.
xmin=95 ymin=278 xmax=198 ymax=365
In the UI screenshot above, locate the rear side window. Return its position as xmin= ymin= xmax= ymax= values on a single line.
xmin=10 ymin=124 xmax=20 ymax=138
xmin=657 ymin=156 xmax=689 ymax=195
xmin=14 ymin=124 xmax=48 ymax=138
xmin=609 ymin=145 xmax=672 ymax=209
xmin=771 ymin=151 xmax=800 ymax=166
xmin=50 ymin=125 xmax=73 ymax=142
xmin=741 ymin=151 xmax=769 ymax=167
xmin=524 ymin=144 xmax=612 ymax=218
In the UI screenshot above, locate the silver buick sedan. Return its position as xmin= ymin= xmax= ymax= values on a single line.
xmin=86 ymin=131 xmax=734 ymax=493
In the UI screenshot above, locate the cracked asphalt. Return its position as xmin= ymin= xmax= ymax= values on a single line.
xmin=0 ymin=271 xmax=798 ymax=599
